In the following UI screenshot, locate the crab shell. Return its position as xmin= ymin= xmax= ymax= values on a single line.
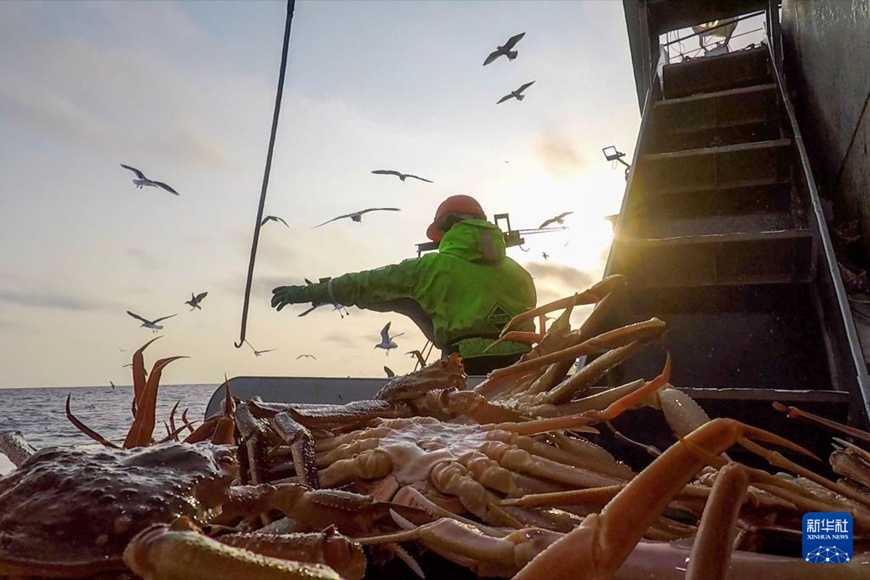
xmin=0 ymin=442 xmax=237 ymax=577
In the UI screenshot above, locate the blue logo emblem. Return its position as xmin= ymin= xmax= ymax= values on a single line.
xmin=803 ymin=512 xmax=853 ymax=563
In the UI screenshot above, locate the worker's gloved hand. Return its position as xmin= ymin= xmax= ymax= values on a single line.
xmin=271 ymin=285 xmax=311 ymax=311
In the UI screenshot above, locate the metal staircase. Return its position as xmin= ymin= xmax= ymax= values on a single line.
xmin=601 ymin=37 xmax=870 ymax=467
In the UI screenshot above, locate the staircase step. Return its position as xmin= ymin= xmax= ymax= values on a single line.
xmin=610 ymin=229 xmax=815 ymax=288
xmin=662 ymin=46 xmax=770 ymax=99
xmin=623 ymin=181 xmax=797 ymax=236
xmin=651 ymin=84 xmax=780 ymax=152
xmin=637 ymin=139 xmax=793 ymax=196
xmin=630 ymin=211 xmax=797 ymax=238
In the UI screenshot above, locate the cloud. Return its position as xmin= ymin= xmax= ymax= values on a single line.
xmin=0 ymin=14 xmax=231 ymax=169
xmin=321 ymin=330 xmax=365 ymax=348
xmin=534 ymin=132 xmax=587 ymax=178
xmin=126 ymin=247 xmax=166 ymax=270
xmin=213 ymin=272 xmax=302 ymax=301
xmin=0 ymin=80 xmax=114 ymax=146
xmin=0 ymin=288 xmax=102 ymax=312
xmin=525 ymin=262 xmax=594 ymax=290
xmin=0 ymin=318 xmax=31 ymax=331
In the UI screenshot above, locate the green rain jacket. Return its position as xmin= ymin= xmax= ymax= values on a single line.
xmin=306 ymin=219 xmax=537 ymax=360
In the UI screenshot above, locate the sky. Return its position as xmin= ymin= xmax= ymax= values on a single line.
xmin=0 ymin=0 xmax=644 ymax=389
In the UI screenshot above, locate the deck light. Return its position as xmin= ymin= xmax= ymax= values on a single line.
xmin=603 ymin=145 xmax=631 ymax=179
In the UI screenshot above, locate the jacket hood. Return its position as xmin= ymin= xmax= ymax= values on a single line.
xmin=438 ymin=219 xmax=506 ymax=264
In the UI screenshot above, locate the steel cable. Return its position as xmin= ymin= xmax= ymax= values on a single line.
xmin=235 ymin=0 xmax=295 ymax=348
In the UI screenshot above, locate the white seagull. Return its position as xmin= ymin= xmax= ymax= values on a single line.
xmin=185 ymin=291 xmax=208 ymax=311
xmin=538 ymin=211 xmax=573 ymax=229
xmin=483 ymin=32 xmax=526 ymax=66
xmin=126 ymin=310 xmax=177 ymax=332
xmin=120 ymin=164 xmax=179 ymax=195
xmin=313 ymin=207 xmax=400 ymax=229
xmin=497 ymin=81 xmax=535 ymax=104
xmin=261 ymin=215 xmax=289 ymax=227
xmin=371 ymin=170 xmax=433 ymax=183
xmin=296 ymin=354 xmax=317 ymax=360
xmin=375 ymin=322 xmax=404 ymax=355
xmin=245 ymin=341 xmax=276 ymax=357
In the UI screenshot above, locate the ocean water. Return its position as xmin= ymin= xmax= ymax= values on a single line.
xmin=0 ymin=384 xmax=218 ymax=474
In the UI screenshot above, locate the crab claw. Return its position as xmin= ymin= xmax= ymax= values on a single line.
xmin=124 ymin=517 xmax=343 ymax=580
xmin=124 ymin=355 xmax=188 ymax=449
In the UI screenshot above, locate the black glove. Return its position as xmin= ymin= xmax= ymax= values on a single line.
xmin=271 ymin=285 xmax=311 ymax=311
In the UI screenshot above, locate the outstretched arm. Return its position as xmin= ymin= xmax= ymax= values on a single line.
xmin=271 ymin=258 xmax=428 ymax=311
xmin=307 ymin=259 xmax=425 ymax=308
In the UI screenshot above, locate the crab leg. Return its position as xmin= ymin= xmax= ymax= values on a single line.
xmin=774 ymin=402 xmax=870 ymax=444
xmin=183 ymin=414 xmax=221 ymax=443
xmin=217 ymin=527 xmax=367 ymax=580
xmin=685 ymin=462 xmax=748 ymax=580
xmin=65 ymin=394 xmax=122 ymax=448
xmin=487 ymin=318 xmax=666 ymax=385
xmin=124 ymin=355 xmax=187 ymax=448
xmin=0 ymin=430 xmax=38 ymax=467
xmin=211 ymin=379 xmax=237 ymax=445
xmin=533 ymin=342 xmax=645 ymax=405
xmin=500 ymin=275 xmax=626 ymax=335
xmin=513 ymin=418 xmax=816 ymax=580
xmin=361 ymin=517 xmax=563 ymax=577
xmin=130 ymin=336 xmax=161 ymax=416
xmin=124 ymin=517 xmax=342 ymax=580
xmin=273 ymin=411 xmax=321 ymax=488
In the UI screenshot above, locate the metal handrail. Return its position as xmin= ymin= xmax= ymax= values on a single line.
xmin=661 ymin=10 xmax=765 ymax=47
xmin=603 ymin=53 xmax=660 ymax=276
xmin=765 ymin=42 xmax=870 ymax=421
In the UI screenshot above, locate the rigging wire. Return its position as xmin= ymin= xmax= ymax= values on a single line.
xmin=235 ymin=0 xmax=296 ymax=348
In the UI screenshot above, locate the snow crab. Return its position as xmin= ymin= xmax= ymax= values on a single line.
xmin=0 ymin=338 xmax=379 ymax=579
xmin=0 ymin=441 xmax=237 ymax=577
xmin=8 ymin=279 xmax=870 ymax=579
xmin=356 ymin=418 xmax=870 ymax=579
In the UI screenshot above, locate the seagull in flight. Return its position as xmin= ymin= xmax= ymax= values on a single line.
xmin=313 ymin=208 xmax=400 ymax=228
xmin=261 ymin=215 xmax=289 ymax=227
xmin=296 ymin=354 xmax=317 ymax=360
xmin=126 ymin=311 xmax=177 ymax=332
xmin=483 ymin=32 xmax=526 ymax=66
xmin=375 ymin=322 xmax=404 ymax=355
xmin=120 ymin=164 xmax=179 ymax=195
xmin=538 ymin=211 xmax=573 ymax=229
xmin=542 ymin=252 xmax=550 ymax=260
xmin=497 ymin=81 xmax=535 ymax=104
xmin=185 ymin=291 xmax=208 ymax=311
xmin=371 ymin=170 xmax=433 ymax=183
xmin=245 ymin=341 xmax=276 ymax=357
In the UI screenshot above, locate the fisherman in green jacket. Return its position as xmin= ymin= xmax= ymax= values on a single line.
xmin=271 ymin=194 xmax=537 ymax=374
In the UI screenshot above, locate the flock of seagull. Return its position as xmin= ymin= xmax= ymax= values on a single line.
xmin=116 ymin=31 xmax=571 ymax=367
xmin=485 ymin=33 xmax=537 ymax=104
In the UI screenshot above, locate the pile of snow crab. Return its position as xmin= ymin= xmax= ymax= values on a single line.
xmin=2 ymin=275 xmax=870 ymax=579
